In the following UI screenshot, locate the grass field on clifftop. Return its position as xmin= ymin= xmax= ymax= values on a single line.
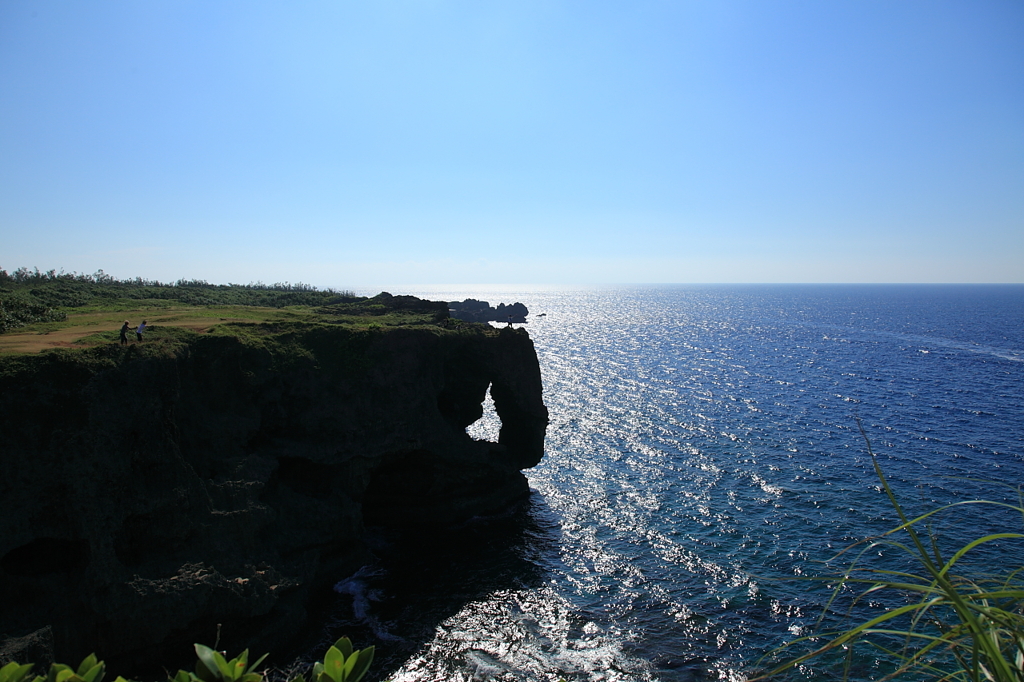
xmin=0 ymin=268 xmax=463 ymax=355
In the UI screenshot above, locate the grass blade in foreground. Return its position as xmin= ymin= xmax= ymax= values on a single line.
xmin=752 ymin=424 xmax=1024 ymax=681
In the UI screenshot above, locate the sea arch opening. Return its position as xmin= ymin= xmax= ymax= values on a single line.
xmin=466 ymin=384 xmax=501 ymax=443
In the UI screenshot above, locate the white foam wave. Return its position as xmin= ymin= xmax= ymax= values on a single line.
xmin=333 ymin=566 xmax=404 ymax=642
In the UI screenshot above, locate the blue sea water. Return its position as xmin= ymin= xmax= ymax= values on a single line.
xmin=333 ymin=284 xmax=1024 ymax=682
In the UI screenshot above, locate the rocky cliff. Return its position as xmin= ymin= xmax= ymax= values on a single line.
xmin=448 ymin=299 xmax=529 ymax=324
xmin=0 ymin=323 xmax=547 ymax=674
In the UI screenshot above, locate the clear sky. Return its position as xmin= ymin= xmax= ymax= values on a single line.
xmin=1 ymin=1 xmax=1022 ymax=287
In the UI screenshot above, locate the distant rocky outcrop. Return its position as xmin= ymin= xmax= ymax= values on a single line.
xmin=448 ymin=299 xmax=528 ymax=324
xmin=0 ymin=320 xmax=547 ymax=675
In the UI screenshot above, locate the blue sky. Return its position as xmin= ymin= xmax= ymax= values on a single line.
xmin=1 ymin=1 xmax=1022 ymax=286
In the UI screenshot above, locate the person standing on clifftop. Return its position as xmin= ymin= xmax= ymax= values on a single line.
xmin=507 ymin=315 xmax=513 ymax=327
xmin=136 ymin=320 xmax=147 ymax=343
xmin=119 ymin=320 xmax=130 ymax=345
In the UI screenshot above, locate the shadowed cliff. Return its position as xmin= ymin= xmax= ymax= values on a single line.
xmin=0 ymin=322 xmax=548 ymax=675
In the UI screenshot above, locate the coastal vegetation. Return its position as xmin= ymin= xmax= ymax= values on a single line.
xmin=0 ymin=638 xmax=374 ymax=682
xmin=755 ymin=427 xmax=1024 ymax=681
xmin=0 ymin=267 xmax=355 ymax=320
xmin=0 ymin=266 xmax=460 ymax=355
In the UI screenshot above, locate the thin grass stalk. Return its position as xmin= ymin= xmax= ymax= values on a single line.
xmin=860 ymin=427 xmax=1015 ymax=682
xmin=751 ymin=423 xmax=1024 ymax=681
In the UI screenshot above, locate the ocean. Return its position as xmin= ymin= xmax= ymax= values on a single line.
xmin=329 ymin=284 xmax=1024 ymax=682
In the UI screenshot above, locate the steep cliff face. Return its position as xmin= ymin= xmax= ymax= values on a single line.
xmin=0 ymin=325 xmax=547 ymax=673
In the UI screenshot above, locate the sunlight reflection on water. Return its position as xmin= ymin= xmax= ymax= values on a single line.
xmin=341 ymin=285 xmax=1024 ymax=682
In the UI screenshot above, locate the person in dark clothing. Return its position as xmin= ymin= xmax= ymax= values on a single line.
xmin=120 ymin=320 xmax=130 ymax=345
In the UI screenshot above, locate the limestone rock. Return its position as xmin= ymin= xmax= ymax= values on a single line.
xmin=447 ymin=299 xmax=529 ymax=324
xmin=0 ymin=325 xmax=547 ymax=674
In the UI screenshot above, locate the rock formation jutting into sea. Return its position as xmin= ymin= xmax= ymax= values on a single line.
xmin=448 ymin=299 xmax=529 ymax=324
xmin=0 ymin=297 xmax=548 ymax=674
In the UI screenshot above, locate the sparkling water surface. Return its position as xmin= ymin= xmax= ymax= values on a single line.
xmin=330 ymin=285 xmax=1024 ymax=682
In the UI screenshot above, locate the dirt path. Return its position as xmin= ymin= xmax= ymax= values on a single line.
xmin=0 ymin=309 xmax=275 ymax=355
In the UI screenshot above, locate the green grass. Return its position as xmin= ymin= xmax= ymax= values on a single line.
xmin=0 ymin=282 xmax=473 ymax=356
xmin=0 ymin=269 xmax=360 ymax=335
xmin=0 ymin=269 xmax=481 ymax=354
xmin=753 ymin=423 xmax=1024 ymax=681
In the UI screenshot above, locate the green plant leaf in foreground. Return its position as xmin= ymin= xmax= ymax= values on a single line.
xmin=301 ymin=638 xmax=373 ymax=682
xmin=184 ymin=645 xmax=268 ymax=682
xmin=0 ymin=636 xmax=375 ymax=682
xmin=0 ymin=662 xmax=37 ymax=682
